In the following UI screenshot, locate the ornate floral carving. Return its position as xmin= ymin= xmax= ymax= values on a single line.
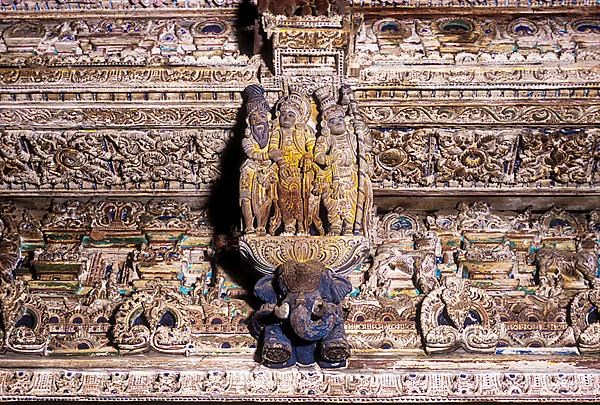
xmin=371 ymin=129 xmax=433 ymax=187
xmin=420 ymin=275 xmax=500 ymax=353
xmin=0 ymin=130 xmax=230 ymax=191
xmin=434 ymin=129 xmax=517 ymax=185
xmin=518 ymin=129 xmax=598 ymax=185
xmin=367 ymin=127 xmax=599 ymax=190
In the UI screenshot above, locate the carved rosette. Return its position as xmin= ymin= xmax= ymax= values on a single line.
xmin=420 ymin=275 xmax=500 ymax=354
xmin=240 ymin=235 xmax=369 ymax=275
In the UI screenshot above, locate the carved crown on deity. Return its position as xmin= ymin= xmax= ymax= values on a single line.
xmin=239 ymin=84 xmax=372 ymax=275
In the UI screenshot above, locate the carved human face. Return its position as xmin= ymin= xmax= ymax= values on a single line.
xmin=249 ymin=110 xmax=269 ymax=148
xmin=327 ymin=113 xmax=346 ymax=135
xmin=279 ymin=107 xmax=297 ymax=129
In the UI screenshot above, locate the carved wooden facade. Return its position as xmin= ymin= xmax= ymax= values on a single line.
xmin=0 ymin=0 xmax=599 ymax=401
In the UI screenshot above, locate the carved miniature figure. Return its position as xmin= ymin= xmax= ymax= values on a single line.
xmin=258 ymin=0 xmax=311 ymax=17
xmin=240 ymin=85 xmax=277 ymax=235
xmin=268 ymin=92 xmax=316 ymax=235
xmin=250 ymin=260 xmax=352 ymax=368
xmin=314 ymin=86 xmax=372 ymax=236
xmin=258 ymin=0 xmax=341 ymax=16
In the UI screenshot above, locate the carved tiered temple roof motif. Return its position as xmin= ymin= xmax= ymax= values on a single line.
xmin=0 ymin=0 xmax=599 ymax=402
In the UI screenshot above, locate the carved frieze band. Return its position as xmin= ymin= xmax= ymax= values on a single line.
xmin=351 ymin=1 xmax=598 ymax=9
xmin=0 ymin=1 xmax=243 ymax=14
xmin=0 ymin=367 xmax=599 ymax=401
xmin=0 ymin=66 xmax=259 ymax=90
xmin=0 ymin=105 xmax=238 ymax=129
xmin=359 ymin=66 xmax=600 ymax=86
xmin=2 ymin=103 xmax=580 ymax=131
xmin=1 ymin=127 xmax=598 ymax=192
xmin=371 ymin=127 xmax=599 ymax=188
xmin=0 ymin=129 xmax=230 ymax=190
xmin=359 ymin=103 xmax=600 ymax=125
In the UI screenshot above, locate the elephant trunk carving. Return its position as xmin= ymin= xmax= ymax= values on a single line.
xmin=250 ymin=260 xmax=352 ymax=368
xmin=288 ymin=297 xmax=336 ymax=341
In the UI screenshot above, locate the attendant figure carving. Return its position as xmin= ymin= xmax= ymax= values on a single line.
xmin=314 ymin=86 xmax=373 ymax=236
xmin=240 ymin=85 xmax=277 ymax=235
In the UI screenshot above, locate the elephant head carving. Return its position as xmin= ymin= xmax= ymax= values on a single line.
xmin=250 ymin=260 xmax=352 ymax=368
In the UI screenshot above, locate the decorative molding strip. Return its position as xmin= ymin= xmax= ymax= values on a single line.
xmin=0 ymin=104 xmax=239 ymax=128
xmin=358 ymin=65 xmax=600 ymax=87
xmin=359 ymin=103 xmax=600 ymax=125
xmin=0 ymin=0 xmax=245 ymax=13
xmin=350 ymin=0 xmax=600 ymax=8
xmin=0 ymin=66 xmax=259 ymax=90
xmin=1 ymin=359 xmax=600 ymax=401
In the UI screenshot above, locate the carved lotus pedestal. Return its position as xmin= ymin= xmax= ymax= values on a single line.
xmin=240 ymin=235 xmax=369 ymax=369
xmin=239 ymin=235 xmax=370 ymax=276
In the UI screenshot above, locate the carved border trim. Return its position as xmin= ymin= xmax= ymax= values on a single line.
xmin=0 ymin=104 xmax=239 ymax=128
xmin=0 ymin=67 xmax=259 ymax=90
xmin=359 ymin=103 xmax=600 ymax=125
xmin=358 ymin=65 xmax=600 ymax=87
xmin=1 ymin=366 xmax=599 ymax=401
xmin=350 ymin=0 xmax=600 ymax=8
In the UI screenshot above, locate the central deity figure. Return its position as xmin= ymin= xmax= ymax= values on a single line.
xmin=240 ymin=85 xmax=371 ymax=238
xmin=268 ymin=92 xmax=316 ymax=235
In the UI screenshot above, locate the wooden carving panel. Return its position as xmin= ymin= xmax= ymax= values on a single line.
xmin=0 ymin=0 xmax=599 ymax=402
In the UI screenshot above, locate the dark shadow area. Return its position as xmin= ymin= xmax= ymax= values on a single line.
xmin=235 ymin=0 xmax=259 ymax=57
xmin=207 ymin=90 xmax=261 ymax=302
xmin=207 ymin=93 xmax=244 ymax=236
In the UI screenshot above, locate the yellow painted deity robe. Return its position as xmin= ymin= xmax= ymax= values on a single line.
xmin=268 ymin=124 xmax=316 ymax=234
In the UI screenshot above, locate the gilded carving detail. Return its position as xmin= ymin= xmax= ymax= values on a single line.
xmin=0 ymin=2 xmax=598 ymax=401
xmin=359 ymin=104 xmax=600 ymax=126
xmin=518 ymin=129 xmax=598 ymax=185
xmin=370 ymin=127 xmax=600 ymax=188
xmin=0 ymin=107 xmax=238 ymax=129
xmin=0 ymin=130 xmax=230 ymax=190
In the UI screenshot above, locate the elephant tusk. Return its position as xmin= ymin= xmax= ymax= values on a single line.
xmin=274 ymin=302 xmax=290 ymax=319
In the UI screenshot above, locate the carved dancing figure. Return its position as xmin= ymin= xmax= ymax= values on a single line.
xmin=240 ymin=85 xmax=277 ymax=235
xmin=268 ymin=92 xmax=316 ymax=235
xmin=314 ymin=86 xmax=373 ymax=236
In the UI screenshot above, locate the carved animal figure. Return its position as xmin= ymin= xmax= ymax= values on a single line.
xmin=250 ymin=260 xmax=352 ymax=368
